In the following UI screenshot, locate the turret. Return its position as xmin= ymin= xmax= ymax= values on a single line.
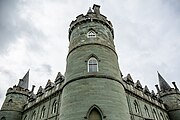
xmin=0 ymin=70 xmax=30 ymax=120
xmin=60 ymin=4 xmax=131 ymax=120
xmin=156 ymin=72 xmax=180 ymax=120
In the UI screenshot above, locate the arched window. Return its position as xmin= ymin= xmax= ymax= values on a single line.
xmin=1 ymin=117 xmax=6 ymax=120
xmin=89 ymin=108 xmax=102 ymax=120
xmin=86 ymin=105 xmax=104 ymax=120
xmin=88 ymin=57 xmax=98 ymax=72
xmin=87 ymin=30 xmax=96 ymax=38
xmin=40 ymin=106 xmax=46 ymax=119
xmin=144 ymin=105 xmax=150 ymax=117
xmin=160 ymin=112 xmax=164 ymax=120
xmin=32 ymin=111 xmax=36 ymax=120
xmin=134 ymin=100 xmax=140 ymax=114
xmin=152 ymin=109 xmax=158 ymax=120
xmin=52 ymin=100 xmax=58 ymax=114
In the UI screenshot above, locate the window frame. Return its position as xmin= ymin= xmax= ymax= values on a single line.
xmin=40 ymin=106 xmax=46 ymax=119
xmin=144 ymin=105 xmax=150 ymax=117
xmin=134 ymin=100 xmax=140 ymax=114
xmin=52 ymin=100 xmax=58 ymax=114
xmin=87 ymin=30 xmax=96 ymax=38
xmin=88 ymin=57 xmax=98 ymax=72
xmin=32 ymin=111 xmax=36 ymax=120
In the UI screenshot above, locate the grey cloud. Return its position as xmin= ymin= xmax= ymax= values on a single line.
xmin=0 ymin=0 xmax=46 ymax=53
xmin=34 ymin=64 xmax=52 ymax=75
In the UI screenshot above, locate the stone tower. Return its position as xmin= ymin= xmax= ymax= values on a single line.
xmin=60 ymin=4 xmax=131 ymax=120
xmin=156 ymin=72 xmax=180 ymax=120
xmin=0 ymin=71 xmax=30 ymax=120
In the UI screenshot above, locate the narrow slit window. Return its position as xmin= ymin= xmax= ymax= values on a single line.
xmin=87 ymin=30 xmax=96 ymax=38
xmin=88 ymin=57 xmax=98 ymax=72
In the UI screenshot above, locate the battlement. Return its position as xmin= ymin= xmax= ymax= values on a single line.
xmin=69 ymin=4 xmax=114 ymax=40
xmin=123 ymin=74 xmax=166 ymax=109
xmin=24 ymin=72 xmax=65 ymax=110
xmin=6 ymin=86 xmax=29 ymax=96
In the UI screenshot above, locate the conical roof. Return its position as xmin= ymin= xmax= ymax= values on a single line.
xmin=17 ymin=70 xmax=29 ymax=89
xmin=158 ymin=72 xmax=171 ymax=92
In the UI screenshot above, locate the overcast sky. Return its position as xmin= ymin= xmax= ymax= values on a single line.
xmin=0 ymin=0 xmax=180 ymax=107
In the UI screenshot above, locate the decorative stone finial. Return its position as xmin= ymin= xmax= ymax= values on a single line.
xmin=87 ymin=7 xmax=93 ymax=14
xmin=31 ymin=85 xmax=35 ymax=93
xmin=155 ymin=84 xmax=160 ymax=94
xmin=172 ymin=82 xmax=179 ymax=91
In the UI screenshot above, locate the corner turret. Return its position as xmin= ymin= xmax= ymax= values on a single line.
xmin=156 ymin=72 xmax=180 ymax=120
xmin=0 ymin=70 xmax=30 ymax=120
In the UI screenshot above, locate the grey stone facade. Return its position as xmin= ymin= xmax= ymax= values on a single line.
xmin=0 ymin=4 xmax=180 ymax=120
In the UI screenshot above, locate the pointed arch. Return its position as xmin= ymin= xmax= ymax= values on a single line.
xmin=133 ymin=100 xmax=140 ymax=114
xmin=152 ymin=109 xmax=158 ymax=120
xmin=51 ymin=100 xmax=58 ymax=114
xmin=85 ymin=54 xmax=100 ymax=72
xmin=88 ymin=57 xmax=98 ymax=72
xmin=87 ymin=29 xmax=97 ymax=38
xmin=40 ymin=106 xmax=46 ymax=119
xmin=32 ymin=111 xmax=36 ymax=120
xmin=144 ymin=105 xmax=150 ymax=117
xmin=85 ymin=54 xmax=100 ymax=62
xmin=85 ymin=105 xmax=106 ymax=119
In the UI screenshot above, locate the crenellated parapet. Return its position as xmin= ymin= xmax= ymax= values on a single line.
xmin=123 ymin=74 xmax=166 ymax=110
xmin=6 ymin=86 xmax=29 ymax=96
xmin=24 ymin=72 xmax=65 ymax=110
xmin=69 ymin=4 xmax=114 ymax=40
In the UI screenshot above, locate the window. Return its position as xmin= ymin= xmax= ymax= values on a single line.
xmin=144 ymin=105 xmax=150 ymax=117
xmin=89 ymin=108 xmax=102 ymax=120
xmin=88 ymin=57 xmax=98 ymax=72
xmin=32 ymin=111 xmax=36 ymax=120
xmin=160 ymin=113 xmax=164 ymax=120
xmin=40 ymin=106 xmax=46 ymax=119
xmin=86 ymin=105 xmax=103 ymax=120
xmin=52 ymin=100 xmax=58 ymax=114
xmin=87 ymin=30 xmax=96 ymax=38
xmin=152 ymin=109 xmax=158 ymax=120
xmin=134 ymin=100 xmax=140 ymax=114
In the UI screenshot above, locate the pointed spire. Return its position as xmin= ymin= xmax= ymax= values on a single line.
xmin=87 ymin=7 xmax=93 ymax=14
xmin=157 ymin=71 xmax=171 ymax=92
xmin=17 ymin=69 xmax=29 ymax=89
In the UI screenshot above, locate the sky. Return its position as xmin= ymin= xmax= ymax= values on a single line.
xmin=0 ymin=0 xmax=180 ymax=107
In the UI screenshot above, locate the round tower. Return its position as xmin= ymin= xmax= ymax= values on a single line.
xmin=0 ymin=71 xmax=29 ymax=120
xmin=60 ymin=4 xmax=131 ymax=120
xmin=157 ymin=72 xmax=180 ymax=120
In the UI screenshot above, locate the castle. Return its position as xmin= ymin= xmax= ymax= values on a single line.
xmin=0 ymin=4 xmax=180 ymax=120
